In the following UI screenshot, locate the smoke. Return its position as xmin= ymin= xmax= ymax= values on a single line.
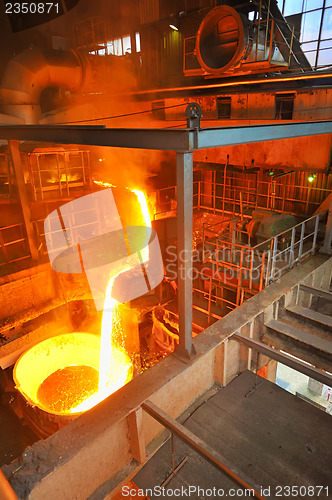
xmin=90 ymin=146 xmax=176 ymax=192
xmin=41 ymin=45 xmax=177 ymax=192
xmin=25 ymin=4 xmax=178 ymax=192
xmin=56 ymin=55 xmax=177 ymax=191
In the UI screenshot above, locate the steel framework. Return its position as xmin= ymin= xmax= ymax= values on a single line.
xmin=1 ymin=119 xmax=332 ymax=359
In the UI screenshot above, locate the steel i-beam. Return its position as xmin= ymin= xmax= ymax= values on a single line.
xmin=175 ymin=152 xmax=196 ymax=359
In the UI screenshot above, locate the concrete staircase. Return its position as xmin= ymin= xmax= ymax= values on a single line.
xmin=264 ymin=285 xmax=332 ymax=373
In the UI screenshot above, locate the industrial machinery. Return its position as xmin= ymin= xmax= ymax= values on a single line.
xmin=241 ymin=209 xmax=298 ymax=246
xmin=184 ymin=4 xmax=295 ymax=77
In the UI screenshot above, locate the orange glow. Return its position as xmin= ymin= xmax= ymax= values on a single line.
xmin=13 ymin=333 xmax=133 ymax=416
xmin=93 ymin=180 xmax=115 ymax=188
xmin=94 ymin=180 xmax=155 ymax=220
xmin=132 ymin=188 xmax=151 ymax=229
xmin=14 ymin=187 xmax=152 ymax=416
xmin=98 ymin=186 xmax=151 ymax=394
xmin=47 ymin=173 xmax=81 ymax=183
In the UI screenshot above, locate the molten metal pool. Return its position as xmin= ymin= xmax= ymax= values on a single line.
xmin=13 ymin=187 xmax=151 ymax=420
xmin=13 ymin=333 xmax=133 ymax=416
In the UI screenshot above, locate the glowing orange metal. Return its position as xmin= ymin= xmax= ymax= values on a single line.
xmin=14 ymin=187 xmax=152 ymax=415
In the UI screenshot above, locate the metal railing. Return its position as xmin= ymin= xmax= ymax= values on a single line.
xmin=33 ymin=202 xmax=104 ymax=258
xmin=258 ymin=212 xmax=324 ymax=285
xmin=152 ymin=172 xmax=331 ymax=221
xmin=0 ymin=153 xmax=14 ymax=197
xmin=196 ymin=211 xmax=327 ymax=321
xmin=28 ymin=149 xmax=92 ymax=201
xmin=198 ymin=175 xmax=331 ymax=217
xmin=250 ymin=17 xmax=294 ymax=68
xmin=207 ymin=211 xmax=325 ymax=291
xmin=0 ymin=223 xmax=31 ymax=266
xmin=183 ymin=35 xmax=201 ymax=76
xmin=151 ymin=175 xmax=329 ymax=320
xmin=153 ymin=181 xmax=200 ymax=220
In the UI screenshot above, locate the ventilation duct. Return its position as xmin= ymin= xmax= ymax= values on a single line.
xmin=196 ymin=5 xmax=250 ymax=74
xmin=0 ymin=47 xmax=95 ymax=124
xmin=193 ymin=5 xmax=287 ymax=77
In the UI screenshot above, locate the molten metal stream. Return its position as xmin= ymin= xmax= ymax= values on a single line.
xmin=14 ymin=187 xmax=153 ymax=416
xmin=68 ymin=187 xmax=152 ymax=412
xmin=98 ymin=188 xmax=151 ymax=394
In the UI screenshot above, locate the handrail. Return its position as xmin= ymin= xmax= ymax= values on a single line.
xmin=252 ymin=211 xmax=325 ymax=253
xmin=142 ymin=400 xmax=267 ymax=500
xmin=0 ymin=223 xmax=31 ymax=266
xmin=232 ymin=332 xmax=332 ymax=388
xmin=202 ymin=211 xmax=325 ymax=309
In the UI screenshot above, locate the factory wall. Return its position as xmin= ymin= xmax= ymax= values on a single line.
xmin=164 ymin=88 xmax=332 ymax=172
xmin=194 ymin=134 xmax=331 ymax=173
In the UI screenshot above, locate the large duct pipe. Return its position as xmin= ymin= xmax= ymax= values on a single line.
xmin=196 ymin=6 xmax=250 ymax=74
xmin=195 ymin=5 xmax=286 ymax=75
xmin=0 ymin=47 xmax=85 ymax=124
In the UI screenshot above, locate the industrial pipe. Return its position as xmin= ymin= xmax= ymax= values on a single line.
xmin=196 ymin=6 xmax=250 ymax=74
xmin=0 ymin=47 xmax=85 ymax=123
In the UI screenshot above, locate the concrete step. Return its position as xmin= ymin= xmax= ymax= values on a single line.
xmin=263 ymin=331 xmax=332 ymax=373
xmin=265 ymin=319 xmax=332 ymax=356
xmin=299 ymin=284 xmax=332 ymax=302
xmin=285 ymin=305 xmax=332 ymax=333
xmin=278 ymin=315 xmax=332 ymax=344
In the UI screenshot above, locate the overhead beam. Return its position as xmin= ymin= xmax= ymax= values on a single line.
xmin=0 ymin=120 xmax=332 ymax=152
xmin=142 ymin=400 xmax=267 ymax=500
xmin=232 ymin=331 xmax=332 ymax=387
xmin=0 ymin=125 xmax=194 ymax=152
xmin=196 ymin=120 xmax=332 ymax=150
